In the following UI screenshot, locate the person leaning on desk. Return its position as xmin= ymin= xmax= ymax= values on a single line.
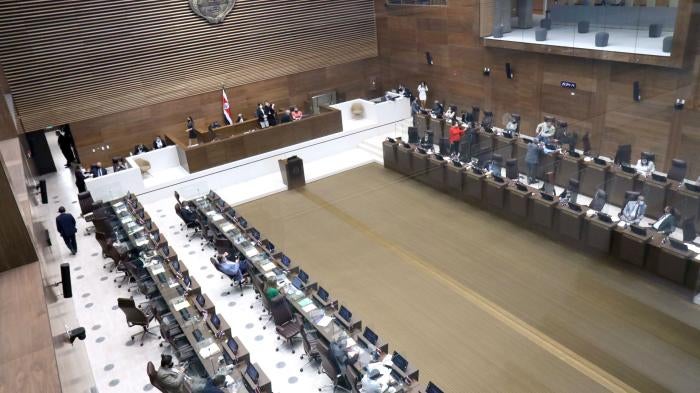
xmin=652 ymin=206 xmax=677 ymax=236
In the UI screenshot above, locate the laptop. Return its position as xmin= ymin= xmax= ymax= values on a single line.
xmin=668 ymin=238 xmax=688 ymax=252
xmin=621 ymin=164 xmax=636 ymax=174
xmin=391 ymin=351 xmax=409 ymax=372
xmin=246 ymin=363 xmax=259 ymax=385
xmin=316 ymin=287 xmax=329 ymax=302
xmin=363 ymin=327 xmax=379 ymax=346
xmin=593 ymin=157 xmax=606 ymax=166
xmin=338 ymin=305 xmax=352 ymax=322
xmin=567 ymin=202 xmax=582 ymax=212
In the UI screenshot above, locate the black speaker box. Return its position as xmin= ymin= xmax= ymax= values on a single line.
xmin=279 ymin=156 xmax=306 ymax=190
xmin=506 ymin=63 xmax=514 ymax=79
xmin=426 ymin=51 xmax=433 ymax=65
xmin=408 ymin=127 xmax=419 ymax=144
xmin=60 ymin=263 xmax=72 ymax=298
xmin=39 ymin=180 xmax=48 ymax=204
xmin=633 ymin=81 xmax=641 ymax=102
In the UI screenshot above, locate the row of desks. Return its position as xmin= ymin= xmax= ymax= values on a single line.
xmin=109 ymin=196 xmax=268 ymax=393
xmin=383 ymin=141 xmax=700 ymax=294
xmin=192 ymin=193 xmax=432 ymax=392
xmin=414 ymin=114 xmax=700 ymax=223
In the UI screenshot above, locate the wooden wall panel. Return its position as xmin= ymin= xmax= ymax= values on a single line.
xmin=376 ymin=0 xmax=700 ymax=178
xmin=0 ymin=0 xmax=377 ymax=131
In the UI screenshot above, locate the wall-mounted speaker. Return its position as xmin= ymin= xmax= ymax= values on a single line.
xmin=633 ymin=81 xmax=641 ymax=102
xmin=426 ymin=52 xmax=433 ymax=65
xmin=505 ymin=63 xmax=514 ymax=79
xmin=60 ymin=263 xmax=73 ymax=298
xmin=39 ymin=179 xmax=48 ymax=204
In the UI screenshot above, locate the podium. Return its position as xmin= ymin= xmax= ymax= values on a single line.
xmin=382 ymin=140 xmax=398 ymax=171
xmin=586 ymin=215 xmax=616 ymax=253
xmin=396 ymin=143 xmax=414 ymax=176
xmin=557 ymin=204 xmax=585 ymax=241
xmin=668 ymin=185 xmax=700 ymax=226
xmin=507 ymin=184 xmax=531 ymax=218
xmin=530 ymin=193 xmax=558 ymax=230
xmin=446 ymin=164 xmax=464 ymax=197
xmin=608 ymin=167 xmax=640 ymax=207
xmin=462 ymin=170 xmax=485 ymax=202
xmin=555 ymin=154 xmax=582 ymax=188
xmin=617 ymin=227 xmax=651 ymax=267
xmin=427 ymin=156 xmax=447 ymax=191
xmin=580 ymin=160 xmax=611 ymax=197
xmin=484 ymin=177 xmax=507 ymax=209
xmin=641 ymin=177 xmax=669 ymax=219
xmin=279 ymin=156 xmax=305 ymax=190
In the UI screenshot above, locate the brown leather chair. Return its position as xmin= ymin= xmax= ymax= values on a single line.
xmin=271 ymin=295 xmax=303 ymax=353
xmin=667 ymin=159 xmax=687 ymax=182
xmin=118 ymin=297 xmax=160 ymax=346
xmin=299 ymin=327 xmax=321 ymax=372
xmin=318 ymin=342 xmax=350 ymax=392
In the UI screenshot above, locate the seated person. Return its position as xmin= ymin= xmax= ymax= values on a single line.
xmin=652 ymin=206 xmax=677 ymax=235
xmin=430 ymin=100 xmax=444 ymax=118
xmin=133 ymin=143 xmax=150 ymax=155
xmin=263 ymin=276 xmax=279 ymax=299
xmin=153 ymin=136 xmax=166 ymax=150
xmin=360 ymin=368 xmax=395 ymax=393
xmin=156 ymin=354 xmax=193 ymax=393
xmin=619 ymin=195 xmax=646 ymax=226
xmin=235 ymin=113 xmax=245 ymax=123
xmin=113 ymin=158 xmax=127 ymax=172
xmin=91 ymin=162 xmax=108 ymax=177
xmin=214 ymin=251 xmax=244 ymax=283
xmin=291 ymin=107 xmax=303 ymax=121
xmin=280 ymin=109 xmax=292 ymax=123
xmin=535 ymin=117 xmax=556 ymax=143
xmin=635 ymin=156 xmax=655 ymax=177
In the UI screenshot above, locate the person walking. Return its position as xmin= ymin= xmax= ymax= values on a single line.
xmin=56 ymin=206 xmax=78 ymax=255
xmin=56 ymin=131 xmax=76 ymax=168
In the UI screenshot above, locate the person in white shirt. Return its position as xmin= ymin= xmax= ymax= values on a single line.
xmin=535 ymin=117 xmax=556 ymax=143
xmin=652 ymin=206 xmax=677 ymax=235
xmin=505 ymin=117 xmax=518 ymax=136
xmin=417 ymin=82 xmax=428 ymax=108
xmin=360 ymin=368 xmax=395 ymax=393
xmin=619 ymin=196 xmax=646 ymax=226
xmin=443 ymin=106 xmax=455 ymax=122
xmin=635 ymin=157 xmax=656 ymax=177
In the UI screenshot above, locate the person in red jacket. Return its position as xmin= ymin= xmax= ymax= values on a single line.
xmin=448 ymin=121 xmax=463 ymax=157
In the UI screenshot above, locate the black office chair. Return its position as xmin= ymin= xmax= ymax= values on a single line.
xmin=146 ymin=362 xmax=167 ymax=393
xmin=505 ymin=158 xmax=519 ymax=180
xmin=614 ymin=144 xmax=632 ymax=165
xmin=567 ymin=178 xmax=579 ymax=204
xmin=344 ymin=363 xmax=362 ymax=393
xmin=174 ymin=204 xmax=200 ymax=241
xmin=209 ymin=257 xmax=247 ymax=297
xmin=582 ymin=132 xmax=592 ymax=155
xmin=407 ymin=126 xmax=419 ymax=144
xmin=682 ymin=217 xmax=697 ymax=242
xmin=300 ymin=328 xmax=321 ymax=372
xmin=667 ymin=159 xmax=687 ymax=182
xmin=271 ymin=296 xmax=303 ymax=353
xmin=117 ymin=297 xmax=160 ymax=346
xmin=541 ymin=172 xmax=555 ymax=195
xmin=589 ymin=189 xmax=607 ymax=212
xmin=624 ymin=191 xmax=640 ymax=205
xmin=174 ymin=190 xmax=182 ymax=205
xmin=158 ymin=320 xmax=193 ymax=361
xmin=317 ymin=343 xmax=351 ymax=392
xmin=78 ymin=191 xmax=101 ymax=235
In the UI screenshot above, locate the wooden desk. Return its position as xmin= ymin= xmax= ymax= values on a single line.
xmin=429 ymin=118 xmax=446 ymax=140
xmin=668 ymin=184 xmax=700 ymax=226
xmin=557 ymin=204 xmax=585 ymax=241
xmin=462 ymin=169 xmax=485 ymax=202
xmin=641 ymin=177 xmax=669 ymax=219
xmin=411 ymin=150 xmax=430 ymax=184
xmin=655 ymin=240 xmax=693 ymax=285
xmin=427 ymin=156 xmax=447 ymax=192
xmin=165 ymin=106 xmax=342 ymax=173
xmin=445 ymin=163 xmax=465 ymax=198
xmin=484 ymin=176 xmax=507 ymax=209
xmin=608 ymin=167 xmax=640 ymax=207
xmin=396 ymin=144 xmax=414 ymax=176
xmin=416 ymin=114 xmax=429 ymax=140
xmin=616 ymin=227 xmax=652 ymax=267
xmin=585 ymin=215 xmax=617 ymax=253
xmin=507 ymin=183 xmax=531 ymax=219
xmin=382 ymin=140 xmax=399 ymax=171
xmin=493 ymin=134 xmax=515 ymax=159
xmin=555 ymin=154 xmax=582 ymax=188
xmin=580 ymin=160 xmax=611 ymax=197
xmin=243 ymin=363 xmax=272 ymax=393
xmin=530 ymin=194 xmax=558 ymax=230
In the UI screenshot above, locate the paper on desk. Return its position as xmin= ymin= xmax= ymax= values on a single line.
xmin=245 ymin=248 xmax=259 ymax=258
xmin=317 ymin=316 xmax=333 ymax=327
xmin=151 ymin=265 xmax=166 ymax=275
xmin=206 ymin=211 xmax=216 ymax=216
xmin=260 ymin=262 xmax=276 ymax=272
xmin=297 ymin=298 xmax=312 ymax=307
xmin=221 ymin=223 xmax=235 ymax=232
xmin=198 ymin=342 xmax=221 ymax=359
xmin=173 ymin=299 xmax=190 ymax=311
xmin=617 ymin=221 xmax=627 ymax=228
xmin=302 ymin=303 xmax=317 ymax=313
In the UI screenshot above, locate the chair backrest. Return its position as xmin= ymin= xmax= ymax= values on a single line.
xmin=614 ymin=144 xmax=632 ymax=165
xmin=118 ymin=297 xmax=148 ymax=326
xmin=582 ymin=132 xmax=591 ymax=154
xmin=624 ymin=191 xmax=640 ymax=204
xmin=215 ymin=238 xmax=233 ymax=254
xmin=568 ymin=178 xmax=580 ymax=192
xmin=174 ymin=191 xmax=181 ymax=205
xmin=147 ymin=361 xmax=166 ymax=392
xmin=668 ymin=159 xmax=687 ymax=182
xmin=270 ymin=295 xmax=293 ymax=326
xmin=589 ymin=189 xmax=607 ymax=211
xmin=78 ymin=192 xmax=95 ymax=215
xmin=345 ymin=363 xmax=361 ymax=393
xmin=505 ymin=159 xmax=518 ymax=180
xmin=318 ymin=343 xmax=340 ymax=383
xmin=301 ymin=328 xmax=316 ymax=357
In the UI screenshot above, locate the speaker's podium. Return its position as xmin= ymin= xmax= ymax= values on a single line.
xmin=279 ymin=156 xmax=306 ymax=190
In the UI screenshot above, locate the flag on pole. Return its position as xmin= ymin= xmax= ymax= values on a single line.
xmin=222 ymin=88 xmax=232 ymax=125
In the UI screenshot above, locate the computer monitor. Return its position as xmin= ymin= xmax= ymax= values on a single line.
xmin=401 ymin=142 xmax=411 ymax=149
xmin=363 ymin=327 xmax=378 ymax=345
xmin=250 ymin=229 xmax=260 ymax=240
xmin=226 ymin=207 xmax=236 ymax=217
xmin=246 ymin=363 xmax=259 ymax=384
xmin=317 ymin=287 xmax=329 ymax=302
xmin=266 ymin=241 xmax=275 ymax=252
xmin=651 ymin=172 xmax=667 ymax=183
xmin=238 ymin=217 xmax=248 ymax=228
xmin=196 ymin=294 xmax=205 ymax=307
xmin=416 ymin=147 xmax=427 ymax=154
xmin=210 ymin=314 xmax=221 ymax=330
xmin=227 ymin=337 xmax=238 ymax=354
xmin=280 ymin=255 xmax=291 ymax=267
xmin=630 ymin=224 xmax=647 ymax=236
xmin=183 ymin=275 xmax=191 ymax=287
xmin=669 ymin=238 xmax=688 ymax=252
xmin=451 ymin=160 xmax=462 ymax=168
xmin=338 ymin=305 xmax=352 ymax=321
xmin=153 ymin=231 xmax=161 ymax=243
xmin=146 ymin=221 xmax=152 ymax=230
xmin=171 ymin=260 xmax=180 ymax=272
xmin=208 ymin=190 xmax=216 ymax=199
xmin=593 ymin=157 xmax=606 ymax=166
xmin=567 ymin=202 xmax=582 ymax=212
xmin=597 ymin=212 xmax=612 ymax=223
xmin=292 ymin=276 xmax=304 ymax=290
xmin=516 ymin=183 xmax=528 ymax=192
xmin=222 ymin=350 xmax=234 ymax=365
xmin=386 ymin=137 xmax=396 ymax=143
xmin=685 ymin=182 xmax=700 ymax=193
xmin=545 ymin=143 xmax=556 ymax=151
xmin=138 ymin=210 xmax=145 ymax=219
xmin=569 ymin=151 xmax=580 ymax=158
xmin=540 ymin=192 xmax=554 ymax=201
xmin=502 ymin=132 xmax=513 ymax=139
xmin=298 ymin=270 xmax=309 ymax=283
xmin=426 ymin=382 xmax=444 ymax=393
xmin=434 ymin=154 xmax=444 ymax=161
xmin=471 ymin=167 xmax=484 ymax=175
xmin=392 ymin=351 xmax=408 ymax=371
xmin=621 ymin=164 xmax=636 ymax=174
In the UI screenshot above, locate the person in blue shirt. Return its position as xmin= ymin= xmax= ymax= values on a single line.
xmin=214 ymin=252 xmax=243 ymax=283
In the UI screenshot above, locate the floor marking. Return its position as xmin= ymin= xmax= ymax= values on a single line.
xmin=298 ymin=187 xmax=639 ymax=393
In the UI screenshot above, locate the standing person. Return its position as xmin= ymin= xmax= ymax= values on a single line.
xmin=417 ymin=82 xmax=428 ymax=108
xmin=267 ymin=103 xmax=278 ymax=126
xmin=525 ymin=141 xmax=542 ymax=184
xmin=56 ymin=206 xmax=78 ymax=255
xmin=448 ymin=121 xmax=463 ymax=157
xmin=56 ymin=131 xmax=75 ymax=168
xmin=186 ymin=116 xmax=197 ymax=147
xmin=236 ymin=113 xmax=245 ymax=123
xmin=75 ymin=168 xmax=86 ymax=193
xmin=535 ymin=116 xmax=556 ymax=143
xmin=256 ymin=104 xmax=269 ymax=128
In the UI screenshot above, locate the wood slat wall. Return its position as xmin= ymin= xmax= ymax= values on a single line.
xmin=0 ymin=0 xmax=377 ymax=131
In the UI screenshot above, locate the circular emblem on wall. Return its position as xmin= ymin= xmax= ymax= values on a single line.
xmin=189 ymin=0 xmax=236 ymax=24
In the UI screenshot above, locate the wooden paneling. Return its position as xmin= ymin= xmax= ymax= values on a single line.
xmin=0 ymin=65 xmax=17 ymax=141
xmin=0 ymin=149 xmax=37 ymax=272
xmin=376 ymin=0 xmax=700 ymax=178
xmin=71 ymin=57 xmax=380 ymax=166
xmin=0 ymin=0 xmax=377 ymax=131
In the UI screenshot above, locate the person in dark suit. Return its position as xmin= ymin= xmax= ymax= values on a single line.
xmin=75 ymin=168 xmax=86 ymax=193
xmin=525 ymin=142 xmax=542 ymax=184
xmin=186 ymin=116 xmax=197 ymax=146
xmin=56 ymin=130 xmax=75 ymax=168
xmin=256 ymin=103 xmax=269 ymax=128
xmin=133 ymin=144 xmax=150 ymax=155
xmin=91 ymin=162 xmax=108 ymax=177
xmin=156 ymin=354 xmax=190 ymax=393
xmin=236 ymin=113 xmax=245 ymax=123
xmin=280 ymin=109 xmax=292 ymax=123
xmin=430 ymin=100 xmax=444 ymax=118
xmin=267 ymin=103 xmax=278 ymax=126
xmin=56 ymin=206 xmax=78 ymax=255
xmin=652 ymin=206 xmax=677 ymax=235
xmin=153 ymin=136 xmax=166 ymax=150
